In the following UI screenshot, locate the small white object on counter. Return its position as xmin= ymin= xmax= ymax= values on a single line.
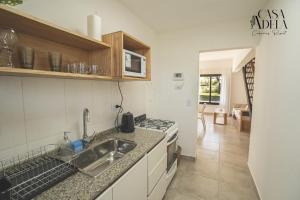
xmin=87 ymin=13 xmax=102 ymax=41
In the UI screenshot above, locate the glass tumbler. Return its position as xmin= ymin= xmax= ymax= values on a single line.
xmin=66 ymin=63 xmax=78 ymax=73
xmin=0 ymin=28 xmax=18 ymax=67
xmin=89 ymin=64 xmax=98 ymax=75
xmin=78 ymin=62 xmax=88 ymax=74
xmin=19 ymin=46 xmax=35 ymax=69
xmin=48 ymin=52 xmax=62 ymax=72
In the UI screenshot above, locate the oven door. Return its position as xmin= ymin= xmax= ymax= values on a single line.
xmin=167 ymin=130 xmax=178 ymax=172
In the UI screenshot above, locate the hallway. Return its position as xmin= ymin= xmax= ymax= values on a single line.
xmin=164 ymin=115 xmax=259 ymax=200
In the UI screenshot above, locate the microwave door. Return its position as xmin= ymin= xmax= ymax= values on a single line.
xmin=125 ymin=53 xmax=131 ymax=70
xmin=125 ymin=53 xmax=142 ymax=73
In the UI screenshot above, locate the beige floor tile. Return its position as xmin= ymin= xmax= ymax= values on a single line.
xmin=198 ymin=141 xmax=220 ymax=152
xmin=220 ymin=143 xmax=249 ymax=157
xmin=219 ymin=182 xmax=259 ymax=200
xmin=163 ymin=188 xmax=203 ymax=200
xmin=220 ymin=151 xmax=248 ymax=169
xmin=164 ymin=116 xmax=257 ymax=200
xmin=170 ymin=170 xmax=219 ymax=200
xmin=196 ymin=148 xmax=219 ymax=162
xmin=220 ymin=162 xmax=254 ymax=189
xmin=179 ymin=158 xmax=219 ymax=180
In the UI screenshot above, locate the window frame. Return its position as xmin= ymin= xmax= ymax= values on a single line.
xmin=199 ymin=74 xmax=222 ymax=105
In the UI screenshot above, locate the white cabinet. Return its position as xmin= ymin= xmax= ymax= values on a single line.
xmin=147 ymin=138 xmax=167 ymax=194
xmin=95 ymin=138 xmax=167 ymax=200
xmin=113 ymin=156 xmax=148 ymax=200
xmin=95 ymin=187 xmax=112 ymax=200
xmin=148 ymin=173 xmax=166 ymax=200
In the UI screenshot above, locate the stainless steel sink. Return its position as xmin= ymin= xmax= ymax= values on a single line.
xmin=72 ymin=139 xmax=137 ymax=177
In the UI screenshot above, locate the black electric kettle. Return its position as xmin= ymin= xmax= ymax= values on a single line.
xmin=121 ymin=112 xmax=135 ymax=133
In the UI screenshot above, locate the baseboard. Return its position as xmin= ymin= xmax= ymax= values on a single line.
xmin=248 ymin=162 xmax=262 ymax=200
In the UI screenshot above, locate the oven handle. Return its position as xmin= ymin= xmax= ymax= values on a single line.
xmin=167 ymin=134 xmax=178 ymax=146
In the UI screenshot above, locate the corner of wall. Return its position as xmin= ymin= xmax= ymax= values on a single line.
xmin=248 ymin=161 xmax=262 ymax=200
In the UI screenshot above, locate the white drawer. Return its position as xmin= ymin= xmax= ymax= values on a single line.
xmin=147 ymin=138 xmax=167 ymax=194
xmin=148 ymin=173 xmax=167 ymax=200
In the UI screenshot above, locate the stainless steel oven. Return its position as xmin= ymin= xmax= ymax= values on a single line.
xmin=166 ymin=128 xmax=178 ymax=186
xmin=167 ymin=131 xmax=178 ymax=171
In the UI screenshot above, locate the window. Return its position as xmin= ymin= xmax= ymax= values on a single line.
xmin=199 ymin=74 xmax=222 ymax=105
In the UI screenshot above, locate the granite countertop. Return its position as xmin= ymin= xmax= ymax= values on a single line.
xmin=36 ymin=128 xmax=166 ymax=200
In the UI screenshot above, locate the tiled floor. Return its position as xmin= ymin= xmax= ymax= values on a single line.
xmin=164 ymin=115 xmax=259 ymax=200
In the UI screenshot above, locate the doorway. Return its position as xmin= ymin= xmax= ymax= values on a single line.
xmin=197 ymin=48 xmax=255 ymax=138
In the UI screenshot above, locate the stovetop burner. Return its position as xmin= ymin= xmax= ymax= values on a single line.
xmin=135 ymin=115 xmax=175 ymax=132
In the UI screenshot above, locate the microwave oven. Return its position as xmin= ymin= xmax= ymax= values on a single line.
xmin=123 ymin=49 xmax=146 ymax=78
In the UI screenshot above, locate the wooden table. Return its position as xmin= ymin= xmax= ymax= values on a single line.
xmin=213 ymin=109 xmax=228 ymax=125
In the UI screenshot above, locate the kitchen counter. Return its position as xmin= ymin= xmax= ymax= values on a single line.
xmin=36 ymin=128 xmax=166 ymax=200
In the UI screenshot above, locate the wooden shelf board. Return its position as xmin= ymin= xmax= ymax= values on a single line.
xmin=118 ymin=76 xmax=149 ymax=81
xmin=123 ymin=32 xmax=150 ymax=50
xmin=0 ymin=5 xmax=110 ymax=50
xmin=0 ymin=67 xmax=113 ymax=81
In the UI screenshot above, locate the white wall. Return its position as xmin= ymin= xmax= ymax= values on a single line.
xmin=199 ymin=59 xmax=232 ymax=113
xmin=248 ymin=0 xmax=300 ymax=199
xmin=230 ymin=70 xmax=247 ymax=111
xmin=232 ymin=48 xmax=254 ymax=72
xmin=148 ymin=19 xmax=259 ymax=157
xmin=0 ymin=0 xmax=157 ymax=160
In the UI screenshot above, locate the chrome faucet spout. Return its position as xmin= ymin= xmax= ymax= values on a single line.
xmin=83 ymin=108 xmax=90 ymax=140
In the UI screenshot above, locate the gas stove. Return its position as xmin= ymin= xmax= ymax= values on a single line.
xmin=134 ymin=114 xmax=176 ymax=133
xmin=135 ymin=114 xmax=178 ymax=188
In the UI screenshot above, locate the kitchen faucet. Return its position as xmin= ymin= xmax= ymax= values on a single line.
xmin=83 ymin=108 xmax=90 ymax=140
xmin=82 ymin=108 xmax=97 ymax=146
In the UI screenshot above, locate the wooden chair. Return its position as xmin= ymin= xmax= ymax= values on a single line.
xmin=198 ymin=103 xmax=207 ymax=131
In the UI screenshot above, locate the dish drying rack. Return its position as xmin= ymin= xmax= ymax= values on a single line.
xmin=0 ymin=145 xmax=78 ymax=200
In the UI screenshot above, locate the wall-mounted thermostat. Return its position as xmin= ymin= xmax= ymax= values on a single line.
xmin=173 ymin=73 xmax=184 ymax=81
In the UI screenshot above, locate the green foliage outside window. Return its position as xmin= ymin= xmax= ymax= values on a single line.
xmin=200 ymin=74 xmax=222 ymax=104
xmin=0 ymin=0 xmax=23 ymax=6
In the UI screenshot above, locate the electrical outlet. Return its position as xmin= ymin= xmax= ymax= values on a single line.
xmin=111 ymin=103 xmax=119 ymax=112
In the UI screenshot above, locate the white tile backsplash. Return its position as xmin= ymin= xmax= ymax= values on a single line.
xmin=91 ymin=81 xmax=115 ymax=131
xmin=0 ymin=77 xmax=27 ymax=151
xmin=0 ymin=76 xmax=146 ymax=160
xmin=65 ymin=79 xmax=93 ymax=138
xmin=22 ymin=77 xmax=66 ymax=143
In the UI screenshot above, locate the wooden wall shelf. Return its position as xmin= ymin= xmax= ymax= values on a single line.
xmin=103 ymin=31 xmax=151 ymax=81
xmin=0 ymin=5 xmax=110 ymax=50
xmin=0 ymin=6 xmax=151 ymax=81
xmin=0 ymin=67 xmax=113 ymax=80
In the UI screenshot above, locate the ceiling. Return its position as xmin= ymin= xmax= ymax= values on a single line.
xmin=199 ymin=48 xmax=255 ymax=72
xmin=118 ymin=0 xmax=268 ymax=32
xmin=199 ymin=48 xmax=252 ymax=61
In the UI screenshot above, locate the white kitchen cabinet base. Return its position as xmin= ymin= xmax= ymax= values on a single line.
xmin=95 ymin=187 xmax=112 ymax=200
xmin=166 ymin=159 xmax=177 ymax=188
xmin=113 ymin=156 xmax=148 ymax=200
xmin=148 ymin=173 xmax=167 ymax=200
xmin=148 ymin=138 xmax=167 ymax=194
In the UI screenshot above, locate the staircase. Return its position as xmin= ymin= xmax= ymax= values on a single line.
xmin=242 ymin=58 xmax=255 ymax=116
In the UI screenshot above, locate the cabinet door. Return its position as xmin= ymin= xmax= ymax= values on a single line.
xmin=148 ymin=173 xmax=167 ymax=200
xmin=95 ymin=187 xmax=112 ymax=200
xmin=148 ymin=138 xmax=167 ymax=194
xmin=113 ymin=156 xmax=147 ymax=200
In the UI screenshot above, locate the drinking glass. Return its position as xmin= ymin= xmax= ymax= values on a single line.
xmin=0 ymin=28 xmax=18 ymax=67
xmin=89 ymin=64 xmax=98 ymax=75
xmin=19 ymin=46 xmax=35 ymax=69
xmin=66 ymin=63 xmax=78 ymax=73
xmin=48 ymin=52 xmax=62 ymax=72
xmin=78 ymin=62 xmax=88 ymax=74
